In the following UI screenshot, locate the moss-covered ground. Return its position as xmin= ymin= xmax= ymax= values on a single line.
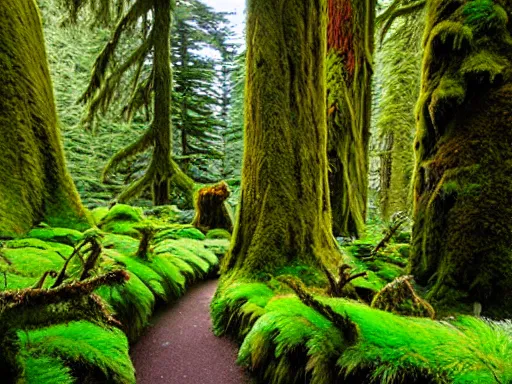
xmin=0 ymin=204 xmax=228 ymax=383
xmin=211 ymin=222 xmax=512 ymax=384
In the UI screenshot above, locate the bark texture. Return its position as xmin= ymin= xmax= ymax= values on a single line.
xmin=327 ymin=0 xmax=376 ymax=237
xmin=0 ymin=0 xmax=89 ymax=237
xmin=224 ymin=0 xmax=340 ymax=274
xmin=411 ymin=0 xmax=512 ymax=314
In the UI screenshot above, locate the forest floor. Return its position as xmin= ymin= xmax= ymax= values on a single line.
xmin=131 ymin=278 xmax=251 ymax=384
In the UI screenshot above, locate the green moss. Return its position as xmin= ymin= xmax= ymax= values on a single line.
xmin=104 ymin=250 xmax=169 ymax=301
xmin=90 ymin=207 xmax=110 ymax=225
xmin=102 ymin=233 xmax=140 ymax=256
xmin=154 ymin=225 xmax=206 ymax=241
xmin=205 ymin=228 xmax=232 ymax=240
xmin=0 ymin=0 xmax=89 ymax=237
xmin=412 ymin=0 xmax=512 ymax=313
xmin=5 ymin=238 xmax=74 ymax=258
xmin=22 ymin=356 xmax=74 ymax=384
xmin=96 ymin=270 xmax=155 ymax=341
xmin=202 ymin=238 xmax=230 ymax=257
xmin=101 ymin=204 xmax=143 ymax=224
xmin=26 ymin=227 xmax=84 ymax=246
xmin=211 ymin=280 xmax=275 ymax=338
xmin=18 ymin=321 xmax=135 ymax=383
xmin=461 ymin=50 xmax=508 ymax=83
xmin=214 ymin=278 xmax=512 ymax=383
xmin=2 ymin=248 xmax=64 ymax=278
xmin=98 ymin=205 xmax=145 ymax=237
xmin=153 ymin=239 xmax=218 ymax=277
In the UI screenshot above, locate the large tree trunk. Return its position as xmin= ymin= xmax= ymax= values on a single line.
xmin=149 ymin=0 xmax=194 ymax=207
xmin=0 ymin=0 xmax=89 ymax=237
xmin=223 ymin=0 xmax=340 ymax=275
xmin=152 ymin=0 xmax=173 ymax=205
xmin=326 ymin=0 xmax=376 ymax=238
xmin=411 ymin=0 xmax=512 ymax=315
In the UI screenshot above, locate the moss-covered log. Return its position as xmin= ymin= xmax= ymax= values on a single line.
xmin=223 ymin=0 xmax=341 ymax=275
xmin=411 ymin=0 xmax=512 ymax=315
xmin=326 ymin=0 xmax=376 ymax=238
xmin=0 ymin=0 xmax=89 ymax=237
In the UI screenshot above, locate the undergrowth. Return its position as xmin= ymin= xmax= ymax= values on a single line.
xmin=212 ymin=275 xmax=512 ymax=384
xmin=1 ymin=205 xmax=224 ymax=383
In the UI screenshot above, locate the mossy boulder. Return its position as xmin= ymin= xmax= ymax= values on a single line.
xmin=101 ymin=205 xmax=143 ymax=224
xmin=99 ymin=205 xmax=144 ymax=237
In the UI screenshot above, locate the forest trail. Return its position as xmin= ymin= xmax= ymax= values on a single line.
xmin=130 ymin=279 xmax=250 ymax=384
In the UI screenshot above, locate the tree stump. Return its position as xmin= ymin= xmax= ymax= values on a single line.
xmin=192 ymin=181 xmax=233 ymax=233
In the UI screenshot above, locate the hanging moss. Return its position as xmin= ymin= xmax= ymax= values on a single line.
xmin=0 ymin=0 xmax=90 ymax=237
xmin=376 ymin=7 xmax=424 ymax=221
xmin=222 ymin=0 xmax=342 ymax=277
xmin=411 ymin=0 xmax=512 ymax=315
xmin=327 ymin=0 xmax=376 ymax=238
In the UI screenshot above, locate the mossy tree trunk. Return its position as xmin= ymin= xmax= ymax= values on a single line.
xmin=152 ymin=0 xmax=173 ymax=205
xmin=223 ymin=0 xmax=341 ymax=275
xmin=326 ymin=0 xmax=376 ymax=238
xmin=411 ymin=0 xmax=512 ymax=314
xmin=377 ymin=7 xmax=424 ymax=221
xmin=0 ymin=0 xmax=89 ymax=237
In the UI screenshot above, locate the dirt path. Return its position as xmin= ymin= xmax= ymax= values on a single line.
xmin=130 ymin=279 xmax=250 ymax=384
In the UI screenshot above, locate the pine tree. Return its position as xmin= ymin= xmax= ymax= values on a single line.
xmin=0 ymin=0 xmax=89 ymax=237
xmin=171 ymin=0 xmax=230 ymax=182
xmin=63 ymin=0 xmax=195 ymax=206
xmin=222 ymin=51 xmax=245 ymax=179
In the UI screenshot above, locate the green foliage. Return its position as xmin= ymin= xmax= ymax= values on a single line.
xmin=101 ymin=204 xmax=143 ymax=224
xmin=375 ymin=6 xmax=424 ymax=220
xmin=211 ymin=280 xmax=274 ymax=338
xmin=2 ymin=248 xmax=64 ymax=279
xmin=95 ymin=270 xmax=155 ymax=341
xmin=154 ymin=225 xmax=206 ymax=241
xmin=223 ymin=52 xmax=245 ymax=179
xmin=213 ymin=278 xmax=512 ymax=384
xmin=19 ymin=321 xmax=135 ymax=383
xmin=172 ymin=0 xmax=231 ymax=181
xmin=98 ymin=205 xmax=144 ymax=237
xmin=27 ymin=227 xmax=84 ymax=246
xmin=0 ymin=201 xmax=220 ymax=381
xmin=205 ymin=228 xmax=231 ymax=240
xmin=22 ymin=356 xmax=74 ymax=384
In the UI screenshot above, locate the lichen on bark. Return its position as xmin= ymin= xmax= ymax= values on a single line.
xmin=0 ymin=0 xmax=89 ymax=237
xmin=411 ymin=0 xmax=512 ymax=315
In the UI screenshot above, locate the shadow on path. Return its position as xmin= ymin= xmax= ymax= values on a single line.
xmin=131 ymin=279 xmax=250 ymax=384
